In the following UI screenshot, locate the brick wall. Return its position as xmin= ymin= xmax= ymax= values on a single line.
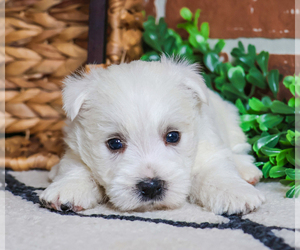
xmin=144 ymin=0 xmax=298 ymax=99
xmin=165 ymin=0 xmax=295 ymax=39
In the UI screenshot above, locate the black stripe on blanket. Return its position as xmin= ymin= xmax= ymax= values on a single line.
xmin=3 ymin=170 xmax=296 ymax=250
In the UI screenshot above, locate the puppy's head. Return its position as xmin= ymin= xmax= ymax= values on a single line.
xmin=62 ymin=56 xmax=208 ymax=211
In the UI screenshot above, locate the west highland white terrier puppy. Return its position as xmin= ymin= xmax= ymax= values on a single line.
xmin=40 ymin=56 xmax=265 ymax=215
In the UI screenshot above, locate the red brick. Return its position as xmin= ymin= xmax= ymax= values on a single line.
xmin=269 ymin=54 xmax=295 ymax=77
xmin=165 ymin=0 xmax=296 ymax=39
xmin=143 ymin=0 xmax=156 ymax=17
xmin=268 ymin=54 xmax=295 ymax=100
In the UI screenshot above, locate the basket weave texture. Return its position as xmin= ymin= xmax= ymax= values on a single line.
xmin=3 ymin=131 xmax=64 ymax=170
xmin=5 ymin=0 xmax=90 ymax=134
xmin=4 ymin=0 xmax=144 ymax=170
xmin=106 ymin=0 xmax=144 ymax=64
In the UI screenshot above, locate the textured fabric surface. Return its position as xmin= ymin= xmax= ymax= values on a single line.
xmin=3 ymin=170 xmax=299 ymax=250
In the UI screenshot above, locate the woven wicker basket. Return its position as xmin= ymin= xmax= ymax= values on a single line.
xmin=5 ymin=0 xmax=90 ymax=134
xmin=4 ymin=0 xmax=144 ymax=170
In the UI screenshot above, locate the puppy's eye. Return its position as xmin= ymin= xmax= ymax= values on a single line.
xmin=107 ymin=138 xmax=123 ymax=150
xmin=165 ymin=131 xmax=180 ymax=144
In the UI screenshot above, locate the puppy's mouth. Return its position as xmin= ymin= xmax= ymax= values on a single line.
xmin=135 ymin=178 xmax=167 ymax=203
xmin=106 ymin=177 xmax=179 ymax=212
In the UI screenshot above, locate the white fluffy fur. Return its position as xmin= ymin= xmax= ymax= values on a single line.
xmin=39 ymin=56 xmax=264 ymax=214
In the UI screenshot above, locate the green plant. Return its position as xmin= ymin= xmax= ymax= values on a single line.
xmin=141 ymin=8 xmax=299 ymax=198
xmin=142 ymin=15 xmax=194 ymax=62
xmin=238 ymin=76 xmax=299 ymax=198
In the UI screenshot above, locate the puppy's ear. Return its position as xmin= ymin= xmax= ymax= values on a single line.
xmin=182 ymin=73 xmax=209 ymax=105
xmin=62 ymin=73 xmax=89 ymax=121
xmin=161 ymin=55 xmax=209 ymax=105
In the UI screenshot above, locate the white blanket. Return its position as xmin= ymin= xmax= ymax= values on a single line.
xmin=3 ymin=169 xmax=299 ymax=250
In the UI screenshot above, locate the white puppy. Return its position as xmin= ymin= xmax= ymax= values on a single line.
xmin=40 ymin=56 xmax=264 ymax=215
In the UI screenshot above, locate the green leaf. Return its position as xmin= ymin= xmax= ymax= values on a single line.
xmin=295 ymin=75 xmax=300 ymax=96
xmin=280 ymin=179 xmax=294 ymax=186
xmin=288 ymin=97 xmax=295 ymax=107
xmin=177 ymin=23 xmax=197 ymax=34
xmin=188 ymin=33 xmax=207 ymax=53
xmin=193 ymin=9 xmax=201 ymax=27
xmin=240 ymin=121 xmax=257 ymax=132
xmin=239 ymin=55 xmax=255 ymax=68
xmin=276 ymin=149 xmax=290 ymax=167
xmin=215 ymin=76 xmax=226 ymax=84
xmin=143 ymin=31 xmax=162 ymax=51
xmin=200 ymin=22 xmax=209 ymax=39
xmin=256 ymin=51 xmax=269 ymax=77
xmin=270 ymin=156 xmax=276 ymax=165
xmin=158 ymin=18 xmax=168 ymax=39
xmin=203 ymin=52 xmax=220 ymax=73
xmin=261 ymin=96 xmax=272 ymax=107
xmin=279 ymin=136 xmax=293 ymax=147
xmin=241 ymin=114 xmax=259 ymax=122
xmin=227 ymin=66 xmax=246 ymax=92
xmin=162 ymin=36 xmax=176 ymax=55
xmin=235 ymin=99 xmax=247 ymax=114
xmin=222 ymin=83 xmax=248 ymax=100
xmin=286 ymin=149 xmax=295 ymax=166
xmin=143 ymin=16 xmax=156 ymax=31
xmin=180 ymin=7 xmax=193 ymax=21
xmin=270 ymin=100 xmax=295 ymax=114
xmin=283 ymin=75 xmax=295 ymax=89
xmin=285 ymin=169 xmax=295 ymax=180
xmin=260 ymin=146 xmax=281 ymax=156
xmin=188 ymin=32 xmax=205 ymax=47
xmin=286 ymin=130 xmax=295 ymax=145
xmin=221 ymin=84 xmax=248 ymax=102
xmin=140 ymin=51 xmax=160 ymax=61
xmin=246 ymin=68 xmax=267 ymax=89
xmin=248 ymin=44 xmax=256 ymax=59
xmin=286 ymin=185 xmax=295 ymax=198
xmin=289 ymin=84 xmax=295 ymax=96
xmin=296 ymin=85 xmax=300 ymax=97
xmin=295 ymin=98 xmax=300 ymax=107
xmin=257 ymin=114 xmax=284 ymax=130
xmin=248 ymin=135 xmax=262 ymax=145
xmin=249 ymin=98 xmax=269 ymax=112
xmin=262 ymin=162 xmax=272 ymax=178
xmin=214 ymin=39 xmax=225 ymax=54
xmin=176 ymin=44 xmax=193 ymax=56
xmin=231 ymin=48 xmax=244 ymax=58
xmin=285 ymin=115 xmax=295 ymax=125
xmin=167 ymin=29 xmax=183 ymax=45
xmin=258 ymin=122 xmax=268 ymax=131
xmin=254 ymin=162 xmax=265 ymax=167
xmin=215 ymin=63 xmax=231 ymax=77
xmin=267 ymin=69 xmax=279 ymax=97
xmin=269 ymin=166 xmax=286 ymax=178
xmin=214 ymin=76 xmax=226 ymax=90
xmin=253 ymin=134 xmax=280 ymax=152
xmin=202 ymin=73 xmax=213 ymax=90
xmin=238 ymin=41 xmax=245 ymax=53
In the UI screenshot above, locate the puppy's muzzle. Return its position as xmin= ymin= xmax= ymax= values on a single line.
xmin=136 ymin=178 xmax=165 ymax=201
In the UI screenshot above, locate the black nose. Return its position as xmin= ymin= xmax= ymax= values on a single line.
xmin=136 ymin=178 xmax=164 ymax=200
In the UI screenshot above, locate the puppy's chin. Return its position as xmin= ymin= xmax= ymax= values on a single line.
xmin=106 ymin=185 xmax=189 ymax=212
xmin=130 ymin=202 xmax=182 ymax=212
xmin=109 ymin=198 xmax=185 ymax=212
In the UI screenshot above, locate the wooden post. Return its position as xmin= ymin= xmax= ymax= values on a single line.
xmin=87 ymin=0 xmax=108 ymax=64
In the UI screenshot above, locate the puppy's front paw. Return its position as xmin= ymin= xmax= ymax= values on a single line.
xmin=40 ymin=178 xmax=103 ymax=212
xmin=239 ymin=165 xmax=263 ymax=185
xmin=199 ymin=181 xmax=265 ymax=215
xmin=234 ymin=155 xmax=263 ymax=185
